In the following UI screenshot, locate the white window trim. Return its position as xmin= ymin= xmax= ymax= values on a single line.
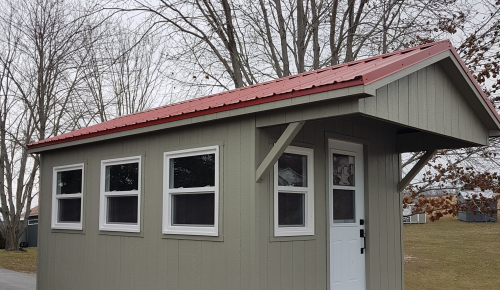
xmin=274 ymin=146 xmax=314 ymax=237
xmin=51 ymin=163 xmax=84 ymax=230
xmin=99 ymin=156 xmax=141 ymax=233
xmin=163 ymin=146 xmax=219 ymax=236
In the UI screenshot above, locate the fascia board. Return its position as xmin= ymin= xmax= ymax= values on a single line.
xmin=363 ymin=51 xmax=450 ymax=95
xmin=439 ymin=54 xmax=500 ymax=131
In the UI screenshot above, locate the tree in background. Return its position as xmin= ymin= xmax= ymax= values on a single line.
xmin=78 ymin=20 xmax=173 ymax=125
xmin=0 ymin=0 xmax=100 ymax=251
xmin=0 ymin=0 xmax=175 ymax=251
xmin=1 ymin=0 xmax=500 ymax=252
xmin=111 ymin=1 xmax=500 ymax=99
xmin=112 ymin=0 xmax=500 ymax=220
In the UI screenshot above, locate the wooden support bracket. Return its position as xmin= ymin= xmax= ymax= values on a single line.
xmin=398 ymin=149 xmax=438 ymax=192
xmin=255 ymin=121 xmax=305 ymax=183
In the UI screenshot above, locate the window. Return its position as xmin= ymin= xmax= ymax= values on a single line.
xmin=52 ymin=164 xmax=84 ymax=230
xmin=274 ymin=146 xmax=314 ymax=236
xmin=99 ymin=156 xmax=141 ymax=232
xmin=163 ymin=146 xmax=219 ymax=236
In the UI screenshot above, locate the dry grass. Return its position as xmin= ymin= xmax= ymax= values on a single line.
xmin=0 ymin=248 xmax=37 ymax=274
xmin=404 ymin=216 xmax=500 ymax=290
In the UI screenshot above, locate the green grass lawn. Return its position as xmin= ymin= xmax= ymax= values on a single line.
xmin=404 ymin=216 xmax=500 ymax=290
xmin=0 ymin=248 xmax=37 ymax=274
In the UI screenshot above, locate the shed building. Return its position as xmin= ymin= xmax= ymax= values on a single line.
xmin=457 ymin=190 xmax=497 ymax=222
xmin=28 ymin=40 xmax=500 ymax=290
xmin=402 ymin=204 xmax=426 ymax=224
xmin=20 ymin=206 xmax=39 ymax=247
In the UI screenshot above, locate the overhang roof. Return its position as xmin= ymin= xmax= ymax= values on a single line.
xmin=28 ymin=40 xmax=500 ymax=151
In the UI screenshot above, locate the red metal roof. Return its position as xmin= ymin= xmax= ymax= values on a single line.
xmin=28 ymin=40 xmax=499 ymax=150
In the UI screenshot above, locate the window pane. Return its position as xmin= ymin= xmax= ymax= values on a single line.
xmin=58 ymin=198 xmax=81 ymax=222
xmin=278 ymin=192 xmax=305 ymax=226
xmin=278 ymin=153 xmax=307 ymax=187
xmin=107 ymin=196 xmax=138 ymax=223
xmin=172 ymin=193 xmax=215 ymax=225
xmin=332 ymin=153 xmax=355 ymax=186
xmin=170 ymin=154 xmax=215 ymax=189
xmin=57 ymin=169 xmax=82 ymax=195
xmin=332 ymin=189 xmax=355 ymax=223
xmin=105 ymin=163 xmax=139 ymax=192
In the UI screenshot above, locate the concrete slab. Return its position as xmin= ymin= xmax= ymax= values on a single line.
xmin=0 ymin=268 xmax=36 ymax=290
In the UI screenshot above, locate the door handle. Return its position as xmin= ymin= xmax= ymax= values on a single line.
xmin=360 ymin=229 xmax=366 ymax=254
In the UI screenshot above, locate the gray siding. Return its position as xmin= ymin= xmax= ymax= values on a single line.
xmin=359 ymin=63 xmax=489 ymax=145
xmin=38 ymin=114 xmax=404 ymax=290
xmin=256 ymin=116 xmax=403 ymax=290
xmin=38 ymin=115 xmax=257 ymax=290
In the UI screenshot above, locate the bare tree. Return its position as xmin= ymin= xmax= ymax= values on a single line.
xmin=109 ymin=0 xmax=500 ymax=221
xmin=76 ymin=19 xmax=173 ymax=127
xmin=110 ymin=0 xmax=461 ymax=97
xmin=0 ymin=0 xmax=103 ymax=251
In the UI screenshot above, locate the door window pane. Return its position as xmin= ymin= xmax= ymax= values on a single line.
xmin=105 ymin=163 xmax=139 ymax=192
xmin=332 ymin=189 xmax=355 ymax=223
xmin=57 ymin=169 xmax=82 ymax=195
xmin=172 ymin=193 xmax=215 ymax=225
xmin=107 ymin=196 xmax=138 ymax=223
xmin=332 ymin=154 xmax=355 ymax=186
xmin=278 ymin=153 xmax=307 ymax=187
xmin=58 ymin=198 xmax=81 ymax=222
xmin=278 ymin=192 xmax=305 ymax=226
xmin=170 ymin=154 xmax=215 ymax=188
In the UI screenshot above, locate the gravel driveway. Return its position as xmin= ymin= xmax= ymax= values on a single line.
xmin=0 ymin=268 xmax=36 ymax=290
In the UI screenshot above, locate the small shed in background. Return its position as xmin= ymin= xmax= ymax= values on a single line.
xmin=20 ymin=206 xmax=39 ymax=247
xmin=402 ymin=204 xmax=426 ymax=224
xmin=457 ymin=189 xmax=497 ymax=222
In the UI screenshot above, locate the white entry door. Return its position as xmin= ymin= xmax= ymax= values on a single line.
xmin=328 ymin=139 xmax=365 ymax=290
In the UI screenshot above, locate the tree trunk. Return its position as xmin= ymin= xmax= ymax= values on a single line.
xmin=296 ymin=0 xmax=306 ymax=73
xmin=221 ymin=0 xmax=243 ymax=88
xmin=311 ymin=0 xmax=320 ymax=70
xmin=4 ymin=225 xmax=18 ymax=251
xmin=344 ymin=0 xmax=355 ymax=62
xmin=329 ymin=0 xmax=339 ymax=66
xmin=274 ymin=0 xmax=290 ymax=76
xmin=259 ymin=0 xmax=283 ymax=78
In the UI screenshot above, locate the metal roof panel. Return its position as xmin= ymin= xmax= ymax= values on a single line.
xmin=28 ymin=40 xmax=500 ymax=150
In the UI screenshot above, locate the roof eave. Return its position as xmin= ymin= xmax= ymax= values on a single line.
xmin=28 ymin=79 xmax=367 ymax=153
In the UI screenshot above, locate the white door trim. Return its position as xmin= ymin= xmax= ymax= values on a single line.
xmin=328 ymin=139 xmax=366 ymax=290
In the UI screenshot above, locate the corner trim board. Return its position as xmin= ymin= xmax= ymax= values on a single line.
xmin=255 ymin=121 xmax=305 ymax=183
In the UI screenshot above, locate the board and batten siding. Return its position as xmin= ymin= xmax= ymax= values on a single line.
xmin=359 ymin=63 xmax=489 ymax=146
xmin=256 ymin=116 xmax=403 ymax=290
xmin=38 ymin=113 xmax=404 ymax=290
xmin=37 ymin=115 xmax=259 ymax=290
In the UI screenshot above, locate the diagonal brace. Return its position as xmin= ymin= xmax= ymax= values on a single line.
xmin=398 ymin=149 xmax=438 ymax=192
xmin=256 ymin=121 xmax=305 ymax=183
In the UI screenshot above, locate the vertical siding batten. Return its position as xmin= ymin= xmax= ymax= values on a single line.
xmin=408 ymin=71 xmax=419 ymax=128
xmin=377 ymin=129 xmax=390 ymax=290
xmin=398 ymin=76 xmax=409 ymax=126
xmin=387 ymin=81 xmax=399 ymax=123
xmin=427 ymin=65 xmax=437 ymax=132
xmin=226 ymin=117 xmax=242 ymax=289
xmin=417 ymin=68 xmax=428 ymax=129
